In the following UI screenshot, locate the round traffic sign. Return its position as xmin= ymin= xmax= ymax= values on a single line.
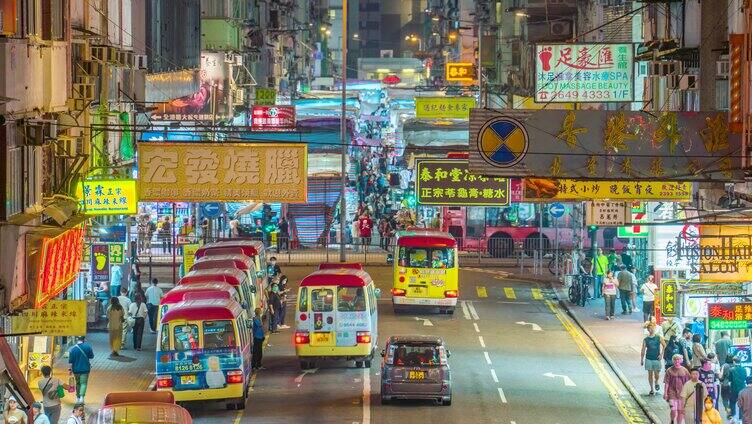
xmin=201 ymin=202 xmax=222 ymax=219
xmin=548 ymin=203 xmax=565 ymax=219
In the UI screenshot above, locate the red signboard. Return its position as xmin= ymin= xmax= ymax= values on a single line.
xmin=382 ymin=75 xmax=401 ymax=85
xmin=34 ymin=226 xmax=85 ymax=308
xmin=251 ymin=106 xmax=296 ymax=131
xmin=709 ymin=303 xmax=752 ymax=321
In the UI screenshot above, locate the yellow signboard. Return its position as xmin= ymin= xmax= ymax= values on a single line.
xmin=76 ymin=179 xmax=138 ymax=215
xmin=445 ymin=62 xmax=476 ymax=82
xmin=524 ymin=179 xmax=692 ymax=201
xmin=511 ymin=95 xmax=574 ymax=110
xmin=137 ymin=143 xmax=308 ymax=203
xmin=11 ymin=300 xmax=87 ymax=336
xmin=182 ymin=244 xmax=200 ymax=274
xmin=415 ymin=97 xmax=476 ymax=119
xmin=699 ymin=225 xmax=752 ymax=283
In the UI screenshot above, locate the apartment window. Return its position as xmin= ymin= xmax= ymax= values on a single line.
xmin=41 ymin=0 xmax=66 ymax=40
xmin=3 ymin=123 xmax=39 ymax=219
xmin=18 ymin=0 xmax=41 ymax=37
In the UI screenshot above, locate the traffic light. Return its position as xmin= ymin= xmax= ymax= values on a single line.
xmin=588 ymin=225 xmax=598 ymax=241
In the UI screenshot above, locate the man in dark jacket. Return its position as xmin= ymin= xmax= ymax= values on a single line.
xmin=68 ymin=336 xmax=94 ymax=404
xmin=617 ymin=265 xmax=635 ymax=314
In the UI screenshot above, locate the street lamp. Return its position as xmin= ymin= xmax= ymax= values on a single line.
xmin=405 ymin=34 xmax=422 ymax=51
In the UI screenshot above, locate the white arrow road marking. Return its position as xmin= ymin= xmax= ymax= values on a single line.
xmin=543 ymin=372 xmax=576 ymax=387
xmin=467 ymin=302 xmax=479 ymax=320
xmin=294 ymin=368 xmax=318 ymax=385
xmin=414 ymin=317 xmax=434 ymax=326
xmin=461 ymin=301 xmax=471 ymax=320
xmin=515 ymin=321 xmax=542 ymax=331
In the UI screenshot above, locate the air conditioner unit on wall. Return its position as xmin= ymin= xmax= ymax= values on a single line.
xmin=91 ymin=46 xmax=108 ymax=62
xmin=23 ymin=120 xmax=57 ymax=146
xmin=54 ymin=136 xmax=81 ymax=158
xmin=649 ymin=60 xmax=682 ymax=76
xmin=549 ymin=21 xmax=572 ymax=37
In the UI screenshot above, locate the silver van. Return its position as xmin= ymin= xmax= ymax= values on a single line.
xmin=380 ymin=335 xmax=452 ymax=405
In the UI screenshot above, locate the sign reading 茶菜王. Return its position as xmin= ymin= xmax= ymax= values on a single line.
xmin=75 ymin=180 xmax=138 ymax=215
xmin=524 ymin=179 xmax=692 ymax=201
xmin=416 ymin=160 xmax=509 ymax=206
xmin=445 ymin=62 xmax=476 ymax=82
xmin=255 ymin=88 xmax=277 ymax=106
xmin=11 ymin=300 xmax=87 ymax=336
xmin=660 ymin=281 xmax=678 ymax=317
xmin=415 ymin=97 xmax=476 ymax=119
xmin=137 ymin=143 xmax=307 ymax=203
xmin=708 ymin=303 xmax=752 ymax=330
xmin=469 ymin=109 xmax=742 ymax=181
xmin=535 ymin=43 xmax=634 ymax=103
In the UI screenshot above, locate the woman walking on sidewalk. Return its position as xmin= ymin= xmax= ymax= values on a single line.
xmin=665 ymin=354 xmax=691 ymax=424
xmin=4 ymin=396 xmax=27 ymax=423
xmin=640 ymin=275 xmax=658 ymax=323
xmin=107 ymin=297 xmax=125 ymax=357
xmin=129 ymin=294 xmax=148 ymax=351
xmin=641 ymin=322 xmax=663 ymax=395
xmin=602 ymin=271 xmax=618 ymax=320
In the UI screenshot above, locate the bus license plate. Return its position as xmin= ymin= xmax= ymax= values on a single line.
xmin=408 ymin=370 xmax=426 ymax=380
xmin=180 ymin=375 xmax=196 ymax=385
xmin=410 ymin=286 xmax=426 ymax=296
xmin=313 ymin=332 xmax=331 ymax=343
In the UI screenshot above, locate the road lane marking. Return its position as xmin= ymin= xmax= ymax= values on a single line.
xmin=545 ymin=299 xmax=646 ymax=424
xmin=484 ymin=351 xmax=492 ymax=365
xmin=473 ymin=323 xmax=480 ymax=333
xmin=479 ymin=336 xmax=486 ymax=348
xmin=497 ymin=387 xmax=508 ymax=403
xmin=476 ymin=286 xmax=488 ymax=298
xmin=531 ymin=287 xmax=543 ymax=300
xmin=543 ymin=372 xmax=576 ymax=387
xmin=491 ymin=369 xmax=499 ymax=383
xmin=515 ymin=321 xmax=542 ymax=331
xmin=467 ymin=302 xmax=480 ymax=320
xmin=414 ymin=317 xmax=434 ymax=326
xmin=461 ymin=301 xmax=471 ymax=320
xmin=294 ymin=368 xmax=319 ymax=385
xmin=362 ymin=366 xmax=371 ymax=424
xmin=498 ymin=301 xmax=529 ymax=304
xmin=504 ymin=287 xmax=516 ymax=300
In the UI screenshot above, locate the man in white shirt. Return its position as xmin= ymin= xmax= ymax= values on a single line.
xmin=144 ymin=278 xmax=163 ymax=333
xmin=117 ymin=287 xmax=133 ymax=347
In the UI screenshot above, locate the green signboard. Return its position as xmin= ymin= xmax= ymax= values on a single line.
xmin=255 ymin=88 xmax=277 ymax=106
xmin=660 ymin=281 xmax=677 ymax=317
xmin=108 ymin=243 xmax=125 ymax=264
xmin=708 ymin=320 xmax=751 ymax=330
xmin=416 ymin=160 xmax=509 ymax=206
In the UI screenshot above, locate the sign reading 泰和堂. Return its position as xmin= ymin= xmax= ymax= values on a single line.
xmin=137 ymin=143 xmax=307 ymax=203
xmin=416 ymin=160 xmax=509 ymax=206
xmin=708 ymin=303 xmax=752 ymax=330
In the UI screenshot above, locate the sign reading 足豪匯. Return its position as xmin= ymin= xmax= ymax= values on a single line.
xmin=255 ymin=88 xmax=277 ymax=106
xmin=415 ymin=97 xmax=476 ymax=119
xmin=469 ymin=109 xmax=742 ymax=181
xmin=11 ymin=300 xmax=87 ymax=336
xmin=445 ymin=62 xmax=477 ymax=82
xmin=91 ymin=244 xmax=110 ymax=282
xmin=416 ymin=160 xmax=509 ymax=206
xmin=708 ymin=303 xmax=752 ymax=330
xmin=586 ymin=201 xmax=631 ymax=226
xmin=137 ymin=143 xmax=307 ymax=203
xmin=660 ymin=281 xmax=678 ymax=317
xmin=535 ymin=44 xmax=634 ymax=103
xmin=75 ymin=180 xmax=138 ymax=215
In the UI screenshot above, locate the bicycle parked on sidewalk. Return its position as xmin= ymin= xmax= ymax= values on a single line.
xmin=568 ymin=274 xmax=591 ymax=307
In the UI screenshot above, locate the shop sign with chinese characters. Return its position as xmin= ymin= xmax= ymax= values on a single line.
xmin=535 ymin=44 xmax=634 ymax=102
xmin=414 ymin=97 xmax=476 ymax=119
xmin=251 ymin=106 xmax=296 ymax=131
xmin=445 ymin=62 xmax=476 ymax=82
xmin=137 ymin=143 xmax=308 ymax=203
xmin=28 ymin=226 xmax=86 ymax=310
xmin=524 ymin=179 xmax=692 ymax=201
xmin=75 ymin=180 xmax=138 ymax=215
xmin=182 ymin=244 xmax=200 ymax=274
xmin=90 ymin=244 xmax=110 ymax=282
xmin=108 ymin=243 xmax=125 ymax=264
xmin=11 ymin=300 xmax=87 ymax=336
xmin=708 ymin=303 xmax=752 ymax=330
xmin=416 ymin=160 xmax=509 ymax=206
xmin=689 ymin=225 xmax=752 ymax=283
xmin=255 ymin=88 xmax=277 ymax=106
xmin=469 ymin=109 xmax=741 ymax=181
xmin=660 ymin=281 xmax=678 ymax=317
xmin=586 ymin=201 xmax=631 ymax=226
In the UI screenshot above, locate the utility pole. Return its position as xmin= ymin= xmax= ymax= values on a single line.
xmin=339 ymin=0 xmax=348 ymax=262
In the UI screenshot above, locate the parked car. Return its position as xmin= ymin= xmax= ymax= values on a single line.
xmin=380 ymin=335 xmax=451 ymax=405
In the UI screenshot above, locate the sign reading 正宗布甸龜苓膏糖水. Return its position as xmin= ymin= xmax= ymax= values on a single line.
xmin=535 ymin=44 xmax=634 ymax=103
xmin=415 ymin=160 xmax=509 ymax=207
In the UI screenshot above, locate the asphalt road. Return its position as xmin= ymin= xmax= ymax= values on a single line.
xmin=187 ymin=266 xmax=649 ymax=424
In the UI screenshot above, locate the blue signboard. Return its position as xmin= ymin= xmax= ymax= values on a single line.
xmin=98 ymin=225 xmax=127 ymax=243
xmin=201 ymin=203 xmax=222 ymax=219
xmin=548 ymin=203 xmax=566 ymax=219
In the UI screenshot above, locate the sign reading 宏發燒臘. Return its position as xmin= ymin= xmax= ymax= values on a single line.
xmin=416 ymin=160 xmax=509 ymax=207
xmin=137 ymin=143 xmax=307 ymax=203
xmin=535 ymin=44 xmax=634 ymax=103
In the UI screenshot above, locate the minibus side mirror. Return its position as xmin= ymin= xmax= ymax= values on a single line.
xmin=380 ymin=349 xmax=386 ymax=357
xmin=374 ymin=288 xmax=381 ymax=298
xmin=386 ymin=253 xmax=393 ymax=264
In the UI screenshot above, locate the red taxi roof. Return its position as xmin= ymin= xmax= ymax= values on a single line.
xmin=191 ymin=254 xmax=254 ymax=272
xmin=194 ymin=240 xmax=264 ymax=258
xmin=160 ymin=282 xmax=237 ymax=305
xmin=300 ymin=268 xmax=373 ymax=288
xmin=179 ymin=268 xmax=247 ymax=287
xmin=396 ymin=230 xmax=456 ymax=248
xmin=318 ymin=262 xmax=363 ymax=271
xmin=161 ymin=298 xmax=244 ymax=322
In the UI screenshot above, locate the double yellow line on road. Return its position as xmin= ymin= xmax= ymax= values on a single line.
xmin=544 ymin=299 xmax=647 ymax=424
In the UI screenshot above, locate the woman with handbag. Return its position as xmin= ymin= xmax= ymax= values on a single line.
xmin=37 ymin=365 xmax=64 ymax=424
